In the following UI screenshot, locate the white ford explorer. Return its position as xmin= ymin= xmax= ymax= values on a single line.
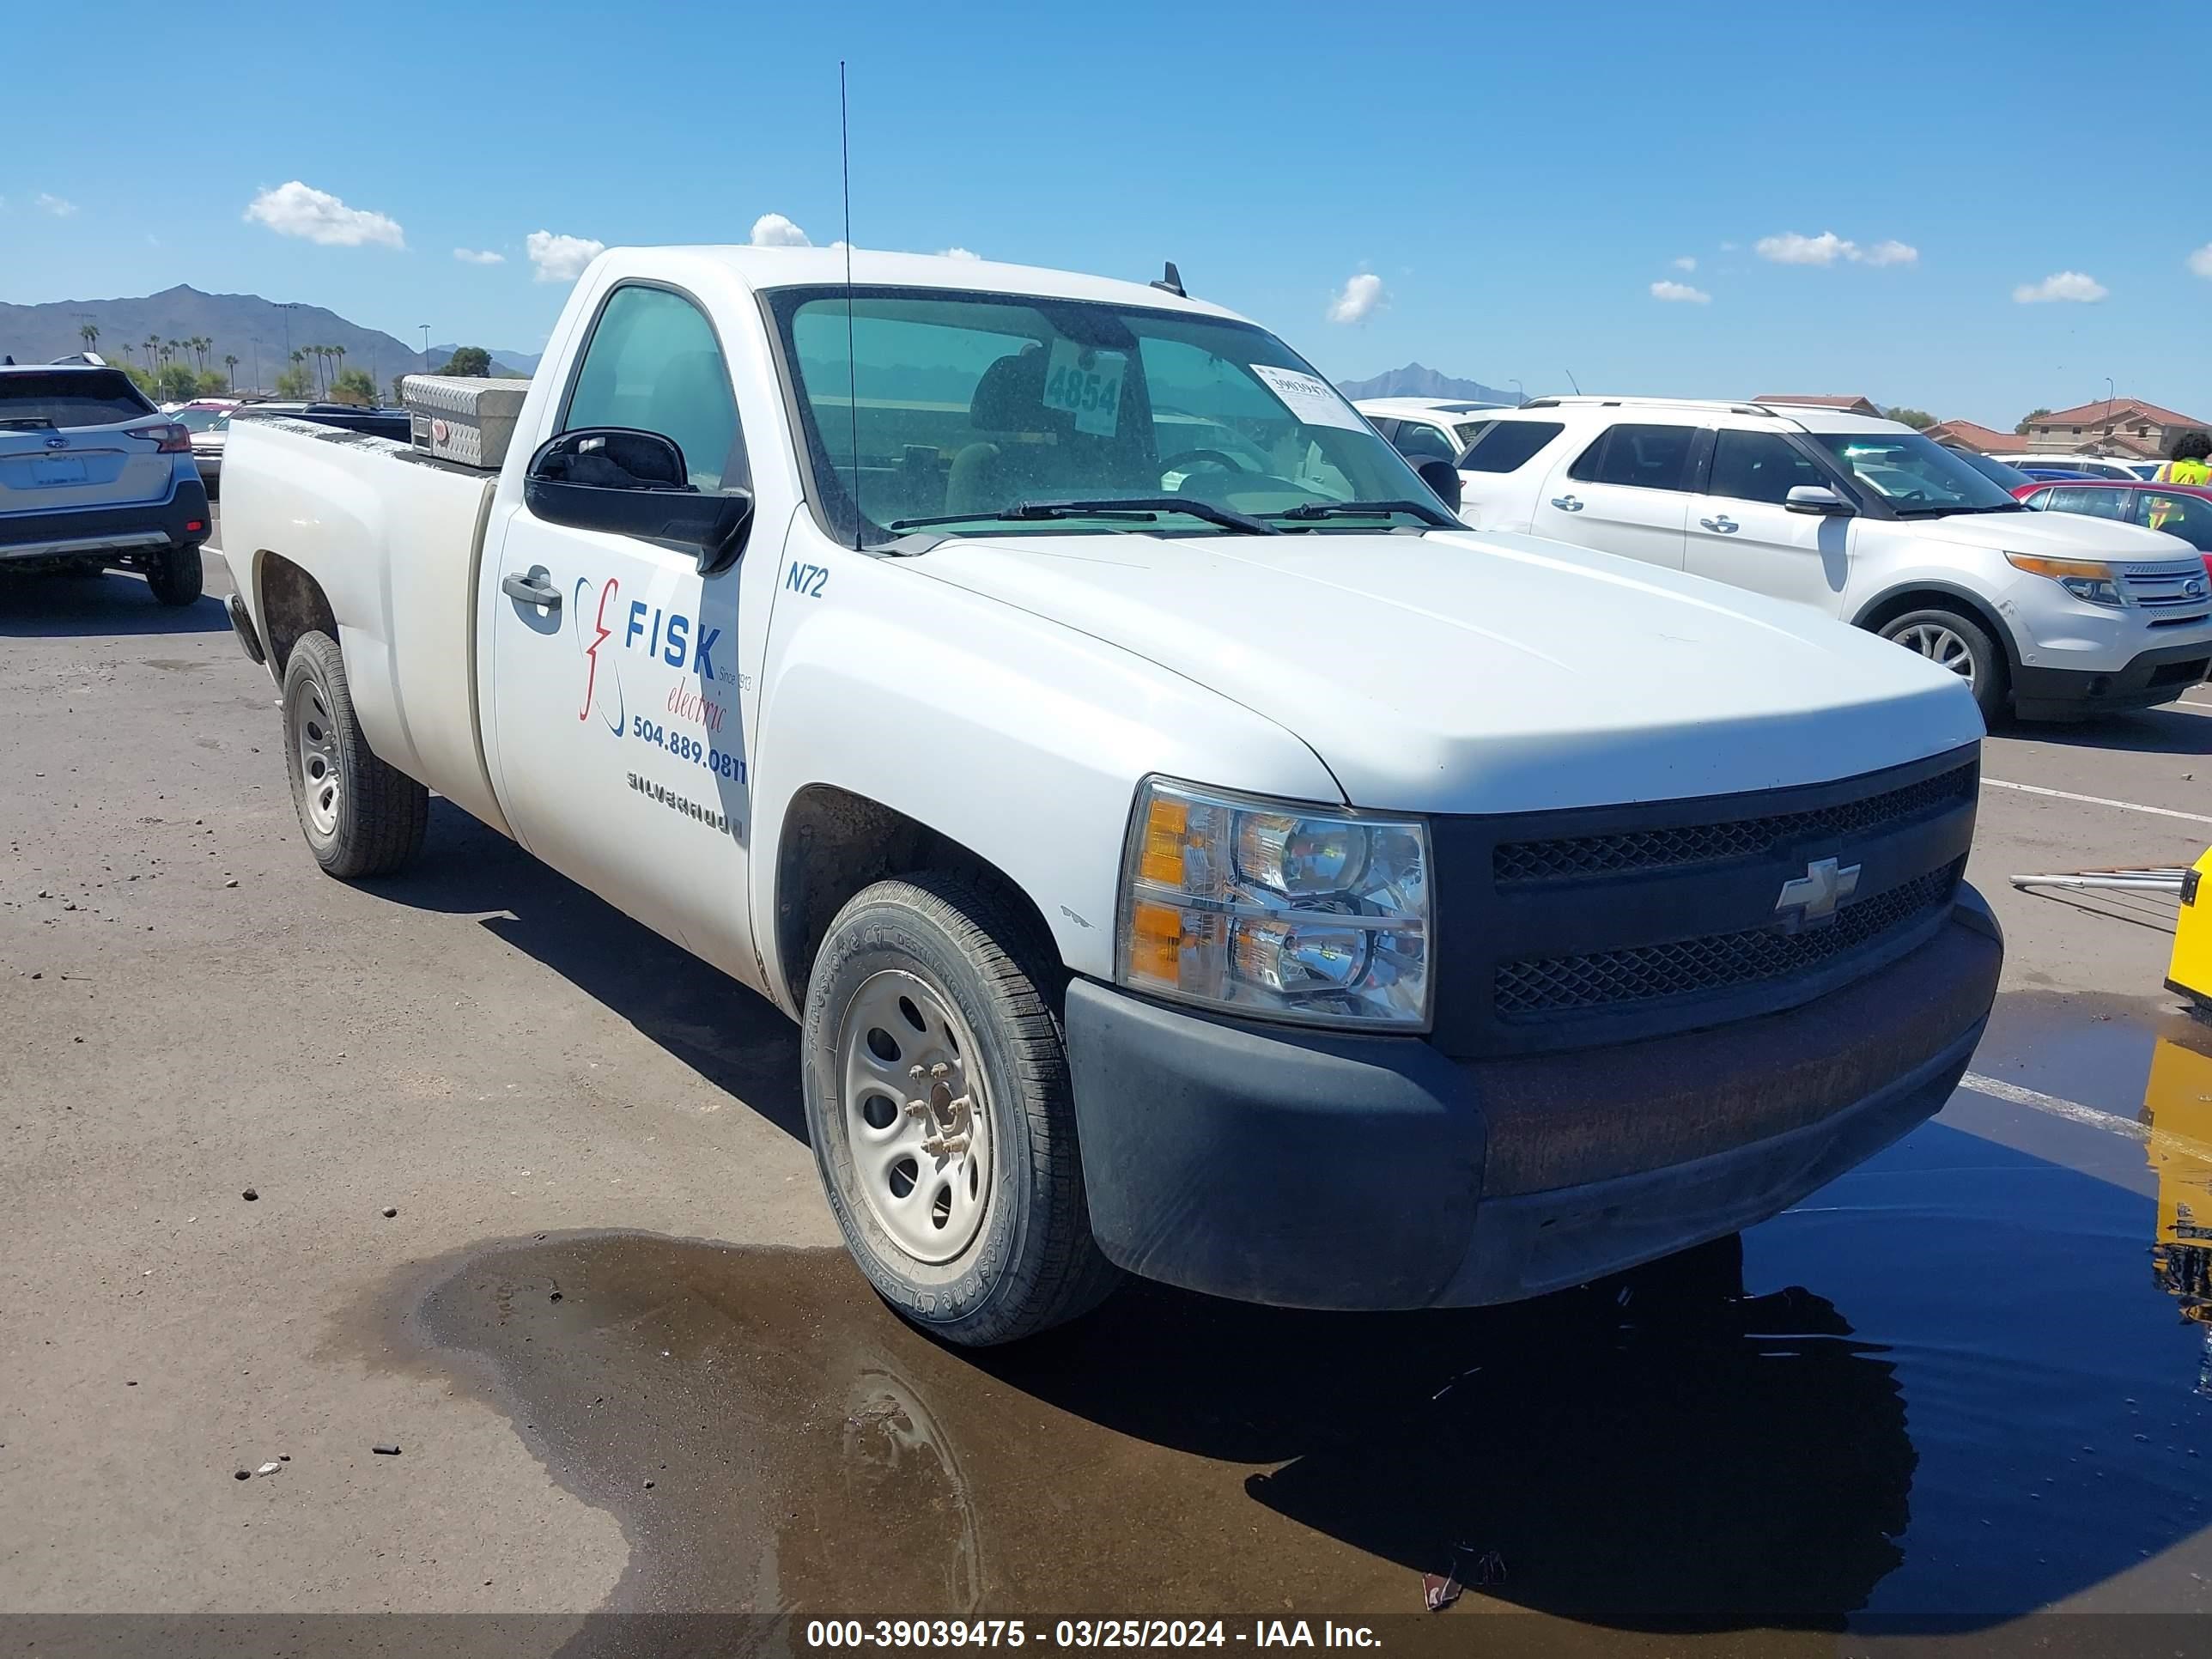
xmin=1451 ymin=397 xmax=2212 ymax=721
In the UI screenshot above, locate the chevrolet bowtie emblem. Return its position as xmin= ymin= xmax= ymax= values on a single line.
xmin=1776 ymin=856 xmax=1860 ymax=927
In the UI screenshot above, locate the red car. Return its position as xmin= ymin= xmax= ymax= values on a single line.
xmin=2014 ymin=477 xmax=2212 ymax=577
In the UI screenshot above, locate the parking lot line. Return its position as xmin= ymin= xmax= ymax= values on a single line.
xmin=1961 ymin=1071 xmax=2212 ymax=1163
xmin=1983 ymin=776 xmax=2212 ymax=826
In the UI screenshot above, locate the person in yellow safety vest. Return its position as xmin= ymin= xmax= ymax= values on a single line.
xmin=2157 ymin=428 xmax=2212 ymax=487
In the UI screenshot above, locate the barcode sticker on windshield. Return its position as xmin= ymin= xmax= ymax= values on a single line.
xmin=1042 ymin=339 xmax=1126 ymax=437
xmin=1249 ymin=363 xmax=1364 ymax=432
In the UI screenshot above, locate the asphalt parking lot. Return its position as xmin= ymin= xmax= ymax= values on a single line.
xmin=6 ymin=538 xmax=2212 ymax=1652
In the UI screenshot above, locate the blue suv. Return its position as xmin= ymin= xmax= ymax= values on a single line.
xmin=0 ymin=357 xmax=211 ymax=605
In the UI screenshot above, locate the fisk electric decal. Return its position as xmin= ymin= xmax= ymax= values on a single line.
xmin=572 ymin=580 xmax=730 ymax=732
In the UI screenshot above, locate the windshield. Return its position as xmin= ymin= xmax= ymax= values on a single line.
xmin=769 ymin=287 xmax=1448 ymax=542
xmin=0 ymin=369 xmax=155 ymax=429
xmin=173 ymin=407 xmax=228 ymax=433
xmin=1810 ymin=430 xmax=2021 ymax=514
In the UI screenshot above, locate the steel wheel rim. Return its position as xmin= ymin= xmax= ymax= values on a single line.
xmin=292 ymin=677 xmax=342 ymax=838
xmin=837 ymin=969 xmax=994 ymax=1265
xmin=1894 ymin=623 xmax=1977 ymax=687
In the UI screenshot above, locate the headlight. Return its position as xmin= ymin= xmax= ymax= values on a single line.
xmin=1115 ymin=778 xmax=1431 ymax=1030
xmin=2005 ymin=551 xmax=2124 ymax=607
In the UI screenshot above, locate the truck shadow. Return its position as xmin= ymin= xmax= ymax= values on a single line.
xmin=2010 ymin=703 xmax=2212 ymax=756
xmin=368 ymin=799 xmax=805 ymax=1143
xmin=386 ymin=1099 xmax=2212 ymax=1641
xmin=0 ymin=571 xmax=232 ymax=637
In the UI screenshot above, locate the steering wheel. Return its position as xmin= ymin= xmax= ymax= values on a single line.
xmin=1158 ymin=448 xmax=1249 ymax=480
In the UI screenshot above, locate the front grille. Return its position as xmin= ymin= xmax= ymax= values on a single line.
xmin=2120 ymin=563 xmax=2212 ymax=610
xmin=1494 ymin=861 xmax=1963 ymax=1019
xmin=1492 ymin=763 xmax=1976 ymax=884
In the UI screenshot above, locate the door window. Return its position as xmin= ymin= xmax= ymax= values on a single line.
xmin=1388 ymin=421 xmax=1460 ymax=464
xmin=562 ymin=285 xmax=745 ymax=493
xmin=1567 ymin=423 xmax=1697 ymax=491
xmin=2133 ymin=491 xmax=2212 ymax=552
xmin=1459 ymin=420 xmax=1562 ymax=473
xmin=2041 ymin=486 xmax=2131 ymax=520
xmin=1708 ymin=430 xmax=1826 ymax=505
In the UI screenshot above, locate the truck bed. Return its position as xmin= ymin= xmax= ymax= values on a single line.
xmin=222 ymin=417 xmax=510 ymax=836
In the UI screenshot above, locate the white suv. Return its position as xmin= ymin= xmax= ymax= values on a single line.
xmin=1453 ymin=398 xmax=2212 ymax=721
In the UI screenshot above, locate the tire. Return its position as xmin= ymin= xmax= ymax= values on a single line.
xmin=802 ymin=872 xmax=1121 ymax=1346
xmin=280 ymin=630 xmax=428 ymax=878
xmin=145 ymin=544 xmax=203 ymax=607
xmin=1877 ymin=606 xmax=2007 ymax=725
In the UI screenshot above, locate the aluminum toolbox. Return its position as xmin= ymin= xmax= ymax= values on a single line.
xmin=401 ymin=376 xmax=531 ymax=470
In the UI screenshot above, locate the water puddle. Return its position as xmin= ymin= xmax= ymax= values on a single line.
xmin=354 ymin=994 xmax=2212 ymax=1641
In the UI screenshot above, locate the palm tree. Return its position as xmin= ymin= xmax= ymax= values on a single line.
xmin=79 ymin=323 xmax=99 ymax=355
xmin=331 ymin=345 xmax=346 ymax=383
xmin=223 ymin=354 xmax=238 ymax=392
xmin=143 ymin=335 xmax=159 ymax=366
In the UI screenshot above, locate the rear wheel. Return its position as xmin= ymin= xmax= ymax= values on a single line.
xmin=280 ymin=631 xmax=428 ymax=878
xmin=1878 ymin=607 xmax=2007 ymax=724
xmin=802 ymin=872 xmax=1120 ymax=1346
xmin=144 ymin=544 xmax=203 ymax=607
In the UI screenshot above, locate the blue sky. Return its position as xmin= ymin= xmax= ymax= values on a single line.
xmin=9 ymin=1 xmax=2209 ymax=426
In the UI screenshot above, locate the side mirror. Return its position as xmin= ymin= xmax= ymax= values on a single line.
xmin=1784 ymin=483 xmax=1855 ymax=517
xmin=1413 ymin=456 xmax=1464 ymax=514
xmin=526 ymin=427 xmax=753 ymax=573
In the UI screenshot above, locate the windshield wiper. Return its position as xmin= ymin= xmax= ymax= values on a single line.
xmin=1268 ymin=498 xmax=1456 ymax=528
xmin=1893 ymin=501 xmax=2024 ymax=517
xmin=889 ymin=496 xmax=1280 ymax=535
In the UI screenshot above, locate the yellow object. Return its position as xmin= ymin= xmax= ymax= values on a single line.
xmin=2158 ymin=457 xmax=2212 ymax=487
xmin=2167 ymin=846 xmax=2212 ymax=1012
xmin=2142 ymin=1037 xmax=2212 ymax=1392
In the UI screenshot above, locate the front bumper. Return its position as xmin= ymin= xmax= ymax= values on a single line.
xmin=0 ymin=478 xmax=211 ymax=564
xmin=2012 ymin=636 xmax=2212 ymax=718
xmin=1065 ymin=886 xmax=2002 ymax=1310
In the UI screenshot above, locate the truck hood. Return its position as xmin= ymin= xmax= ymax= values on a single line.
xmin=1905 ymin=506 xmax=2197 ymax=562
xmin=909 ymin=527 xmax=1984 ymax=814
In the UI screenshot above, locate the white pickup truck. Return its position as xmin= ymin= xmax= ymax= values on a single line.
xmin=222 ymin=246 xmax=2002 ymax=1345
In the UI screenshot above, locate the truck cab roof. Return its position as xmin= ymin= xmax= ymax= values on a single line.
xmin=581 ymin=246 xmax=1247 ymax=319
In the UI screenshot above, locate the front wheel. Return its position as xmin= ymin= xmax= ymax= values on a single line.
xmin=144 ymin=544 xmax=203 ymax=607
xmin=280 ymin=631 xmax=428 ymax=878
xmin=802 ymin=872 xmax=1121 ymax=1346
xmin=1878 ymin=607 xmax=2007 ymax=725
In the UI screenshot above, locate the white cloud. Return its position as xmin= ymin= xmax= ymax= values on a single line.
xmin=526 ymin=229 xmax=605 ymax=283
xmin=1756 ymin=229 xmax=1917 ymax=268
xmin=1326 ymin=271 xmax=1386 ymax=325
xmin=1671 ymin=256 xmax=1698 ymax=272
xmin=749 ymin=212 xmax=811 ymax=247
xmin=2013 ymin=270 xmax=2107 ymax=304
xmin=243 ymin=180 xmax=403 ymax=248
xmin=1650 ymin=280 xmax=1712 ymax=305
xmin=939 ymin=246 xmax=979 ymax=260
xmin=37 ymin=192 xmax=78 ymax=218
xmin=1756 ymin=230 xmax=1854 ymax=265
xmin=2190 ymin=244 xmax=2212 ymax=278
xmin=453 ymin=247 xmax=505 ymax=265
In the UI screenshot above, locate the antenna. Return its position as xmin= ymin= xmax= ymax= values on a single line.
xmin=840 ymin=60 xmax=861 ymax=551
xmin=1564 ymin=368 xmax=1582 ymax=395
xmin=1151 ymin=261 xmax=1186 ymax=299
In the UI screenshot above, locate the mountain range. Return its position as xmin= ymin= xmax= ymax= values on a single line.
xmin=1334 ymin=362 xmax=1523 ymax=405
xmin=0 ymin=285 xmax=532 ymax=391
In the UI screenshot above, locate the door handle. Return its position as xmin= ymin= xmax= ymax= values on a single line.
xmin=1550 ymin=495 xmax=1583 ymax=512
xmin=501 ymin=571 xmax=562 ymax=609
xmin=1699 ymin=515 xmax=1738 ymax=533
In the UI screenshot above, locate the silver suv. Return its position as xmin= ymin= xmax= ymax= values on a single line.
xmin=0 ymin=358 xmax=210 ymax=605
